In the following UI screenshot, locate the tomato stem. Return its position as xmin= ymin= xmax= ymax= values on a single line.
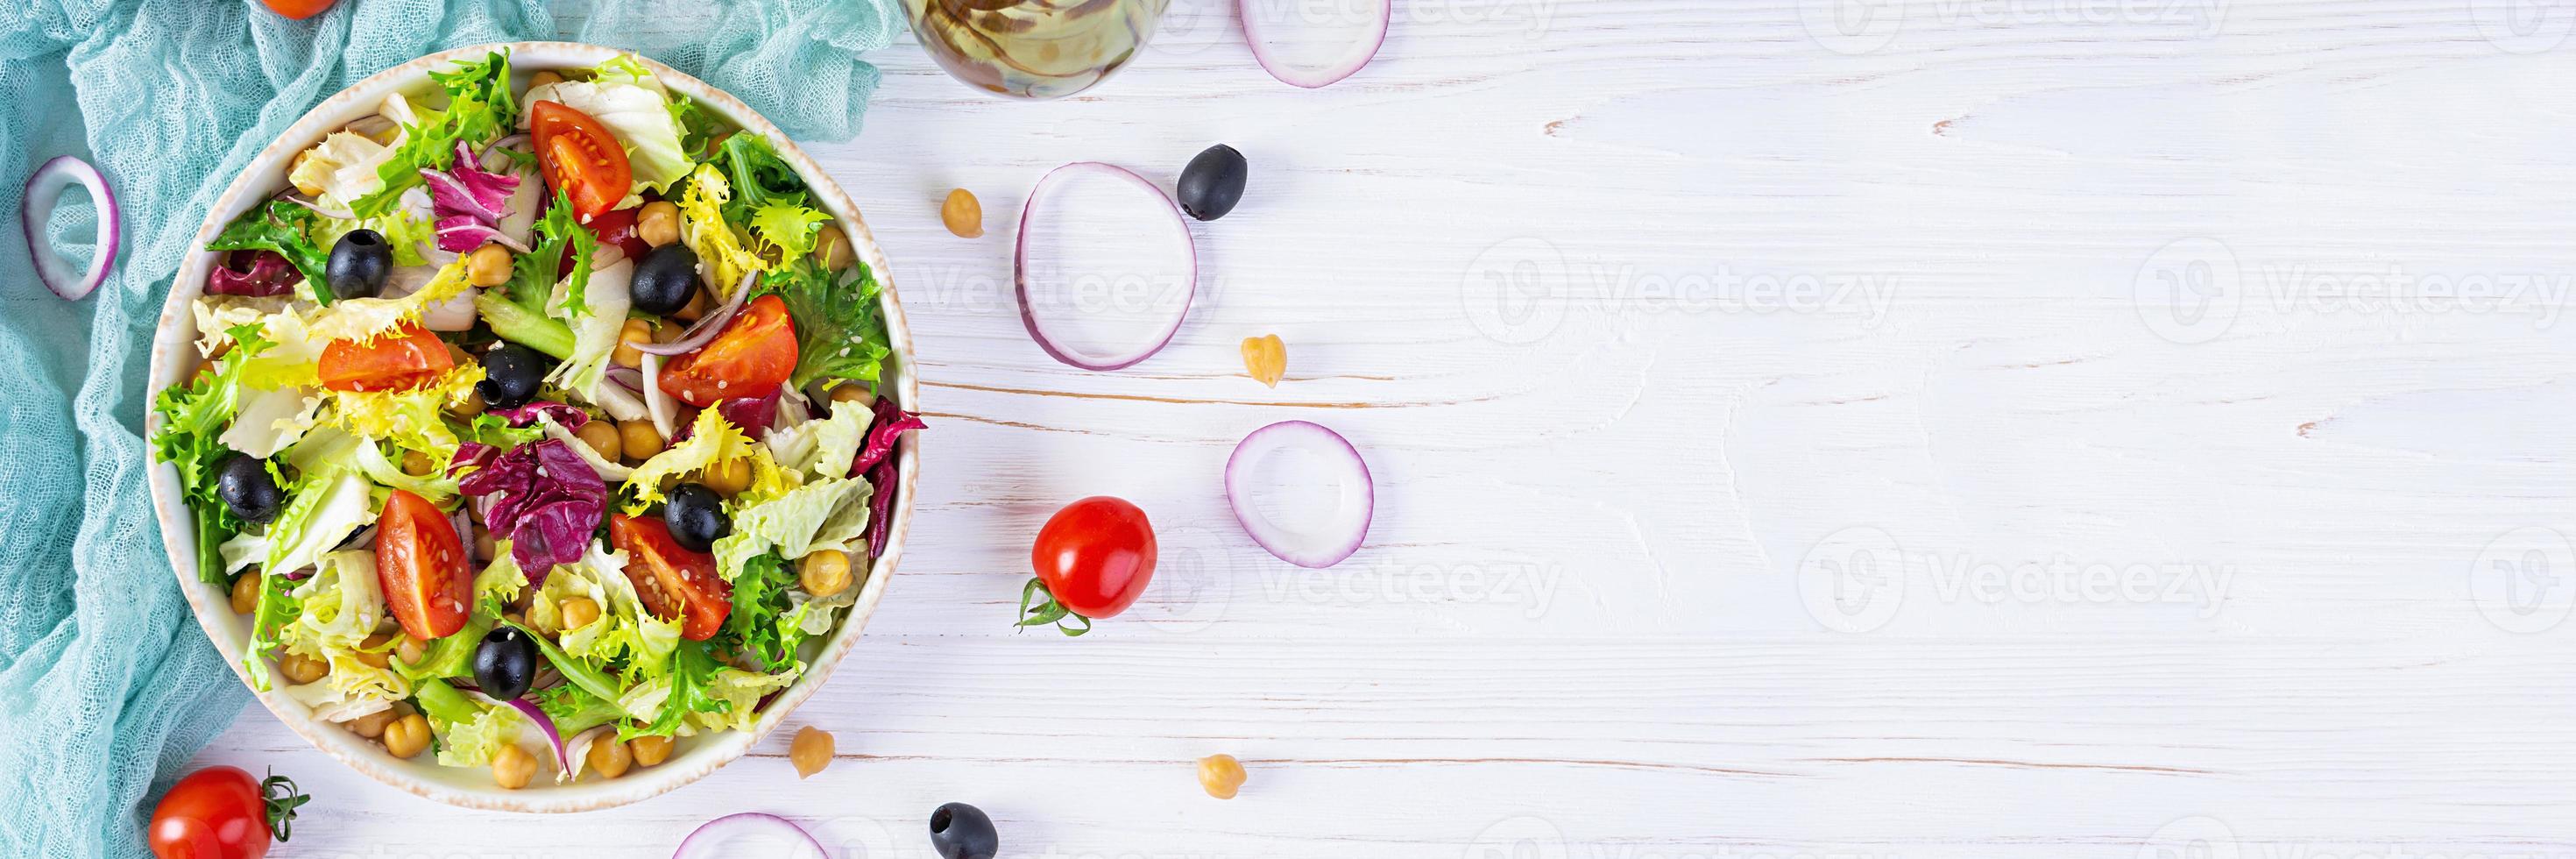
xmin=259 ymin=768 xmax=310 ymax=841
xmin=1014 ymin=578 xmax=1093 ymax=636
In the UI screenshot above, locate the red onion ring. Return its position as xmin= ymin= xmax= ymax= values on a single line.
xmin=502 ymin=697 xmax=571 ymax=774
xmin=22 ymin=155 xmax=118 ymax=301
xmin=635 ymin=271 xmax=758 ymax=356
xmin=1240 ymin=0 xmax=1389 ymax=89
xmin=1013 ymin=162 xmax=1197 ymax=371
xmin=1224 ymin=420 xmax=1374 ymax=568
xmin=606 ymin=365 xmax=645 ymax=394
xmin=673 ymin=813 xmax=831 ymax=859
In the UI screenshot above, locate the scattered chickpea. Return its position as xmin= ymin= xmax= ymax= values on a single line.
xmin=619 ymin=419 xmax=666 ymax=462
xmin=587 ymin=736 xmax=633 ymax=780
xmin=637 ymin=201 xmax=682 ymax=248
xmin=630 ymin=735 xmax=676 ymax=767
xmin=229 ymin=571 xmax=260 ymax=615
xmin=575 ymin=420 xmax=623 ymax=462
xmin=817 ymin=223 xmax=858 ymax=270
xmin=492 ymin=743 xmax=539 ymax=790
xmin=700 ymin=457 xmax=751 ymax=496
xmin=466 ymin=243 xmax=513 ymax=288
xmin=789 ymin=726 xmax=835 ymax=778
xmin=938 ymin=188 xmax=983 ymax=240
xmin=401 ymin=449 xmax=436 ymax=477
xmin=350 ymin=631 xmax=397 ymax=669
xmin=798 ymin=550 xmax=852 ymax=598
xmin=560 ymin=596 xmax=603 ymax=631
xmin=612 ymin=318 xmax=655 ymax=368
xmin=527 ymin=70 xmax=563 ymax=91
xmin=350 ymin=701 xmax=413 ymax=740
xmin=382 ymin=713 xmax=431 ymax=759
xmin=395 ymin=635 xmax=428 ymax=666
xmin=450 ymin=387 xmax=486 ymax=419
xmin=1197 ymin=754 xmax=1247 ymax=799
xmin=828 ymin=382 xmax=875 ymax=410
xmin=278 ymin=653 xmax=329 ymax=685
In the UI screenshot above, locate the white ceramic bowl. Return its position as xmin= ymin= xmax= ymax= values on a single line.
xmin=145 ymin=42 xmax=918 ymax=813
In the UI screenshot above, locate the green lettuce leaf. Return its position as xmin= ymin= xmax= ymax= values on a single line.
xmin=274 ymin=550 xmax=411 ymax=712
xmin=352 ymin=50 xmax=516 ymax=217
xmin=763 ymin=257 xmax=890 ymax=390
xmin=206 ymin=201 xmax=332 ymax=304
xmin=748 ymin=203 xmax=830 ymax=259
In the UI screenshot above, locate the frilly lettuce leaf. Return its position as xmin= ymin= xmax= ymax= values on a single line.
xmin=528 ymin=541 xmax=680 ymax=678
xmin=544 ymin=255 xmax=632 ymax=403
xmin=414 ymin=678 xmax=525 ymax=769
xmin=327 ymin=363 xmax=485 ymax=465
xmin=748 ymin=202 xmax=829 ymax=259
xmin=277 ymin=550 xmax=411 ymax=710
xmin=687 ymin=667 xmax=799 ymax=734
xmin=304 ymin=258 xmax=474 ymax=344
xmin=620 ymin=408 xmax=797 ymax=514
xmin=350 ymin=433 xmax=462 ymax=504
xmin=761 ymin=402 xmax=869 ymax=480
xmin=676 ymin=164 xmax=766 ymax=296
xmin=473 ymin=545 xmax=529 ymax=619
xmin=291 ymin=131 xmax=397 ymax=211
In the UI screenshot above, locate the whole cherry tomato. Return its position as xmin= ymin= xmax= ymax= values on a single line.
xmin=609 ymin=514 xmax=733 ymax=640
xmin=377 ymin=488 xmax=470 ymax=640
xmin=315 ymin=323 xmax=453 ymax=393
xmin=530 ymin=101 xmax=633 ymax=222
xmin=1020 ymin=496 xmax=1157 ymax=635
xmin=658 ymin=295 xmax=798 ymax=408
xmin=258 ymin=0 xmax=336 ymax=19
xmin=147 ymin=766 xmax=309 ymax=859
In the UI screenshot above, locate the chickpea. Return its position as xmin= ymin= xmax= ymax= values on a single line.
xmin=351 ymin=701 xmax=412 ymax=739
xmin=353 ymin=631 xmax=396 ymax=669
xmin=492 ymin=743 xmax=539 ymax=789
xmin=229 ymin=571 xmax=260 ymax=615
xmin=636 ymin=201 xmax=682 ymax=248
xmin=619 ymin=420 xmax=666 ymax=462
xmin=1197 ymin=754 xmax=1248 ymax=799
xmin=799 ymin=550 xmax=852 ymax=597
xmin=474 ymin=529 xmax=498 ymax=562
xmin=395 ymin=635 xmax=428 ymax=666
xmin=382 ymin=713 xmax=432 ymax=759
xmin=575 ymin=420 xmax=623 ymax=462
xmin=938 ymin=188 xmax=983 ymax=240
xmin=466 ymin=243 xmax=513 ymax=288
xmin=612 ymin=318 xmax=654 ymax=368
xmin=817 ymin=223 xmax=858 ymax=270
xmin=789 ymin=726 xmax=835 ymax=778
xmin=527 ymin=70 xmax=563 ymax=91
xmin=629 ymin=734 xmax=676 ymax=767
xmin=701 ymin=457 xmax=751 ymax=496
xmin=278 ymin=652 xmax=329 ymax=685
xmin=586 ymin=736 xmax=633 ymax=780
xmin=560 ymin=596 xmax=603 ymax=631
xmin=675 ymin=288 xmax=709 ymax=323
xmin=450 ymin=386 xmax=486 ymax=418
xmin=828 ymin=382 xmax=875 ymax=410
xmin=400 ymin=449 xmax=435 ymax=477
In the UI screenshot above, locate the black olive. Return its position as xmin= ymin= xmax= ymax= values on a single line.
xmin=1176 ymin=144 xmax=1248 ymax=221
xmin=928 ymin=803 xmax=999 ymax=859
xmin=471 ymin=627 xmax=539 ymax=699
xmin=325 ymin=228 xmax=393 ymax=300
xmin=663 ymin=483 xmax=732 ymax=553
xmin=214 ymin=452 xmax=283 ymax=524
xmin=631 ymin=244 xmax=701 ymax=316
xmin=476 ymin=343 xmax=550 ymax=410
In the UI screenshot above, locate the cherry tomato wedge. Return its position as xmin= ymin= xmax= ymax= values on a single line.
xmin=316 ymin=323 xmax=453 ymax=393
xmin=377 ymin=489 xmax=471 ymax=640
xmin=609 ymin=514 xmax=732 ymax=640
xmin=658 ymin=294 xmax=799 ymax=408
xmin=148 ymin=765 xmax=308 ymax=859
xmin=1025 ymin=496 xmax=1157 ymax=629
xmin=530 ymin=101 xmax=633 ymax=222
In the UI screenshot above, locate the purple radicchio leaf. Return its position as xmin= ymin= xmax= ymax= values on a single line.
xmin=850 ymin=396 xmax=924 ymax=476
xmin=487 ymin=401 xmax=591 ymax=431
xmin=715 ymin=390 xmax=782 ymax=441
xmin=457 ymin=439 xmax=606 ymax=575
xmin=208 ymin=250 xmax=301 ymax=297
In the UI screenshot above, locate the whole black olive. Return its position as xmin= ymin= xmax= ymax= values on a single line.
xmin=476 ymin=343 xmax=550 ymax=410
xmin=326 ymin=228 xmax=393 ymax=300
xmin=214 ymin=452 xmax=283 ymax=524
xmin=471 ymin=626 xmax=539 ymax=700
xmin=663 ymin=483 xmax=731 ymax=553
xmin=1176 ymin=144 xmax=1248 ymax=221
xmin=631 ymin=244 xmax=701 ymax=316
xmin=928 ymin=803 xmax=999 ymax=859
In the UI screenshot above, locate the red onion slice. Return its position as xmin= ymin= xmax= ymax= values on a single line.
xmin=1014 ymin=162 xmax=1196 ymax=371
xmin=502 ymin=697 xmax=570 ymax=774
xmin=636 ymin=271 xmax=757 ymax=356
xmin=674 ymin=813 xmax=831 ymax=859
xmin=1225 ymin=420 xmax=1374 ymax=568
xmin=22 ymin=155 xmax=118 ymax=301
xmin=1240 ymin=0 xmax=1389 ymax=89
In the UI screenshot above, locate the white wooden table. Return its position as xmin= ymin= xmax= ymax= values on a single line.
xmin=191 ymin=2 xmax=2576 ymax=856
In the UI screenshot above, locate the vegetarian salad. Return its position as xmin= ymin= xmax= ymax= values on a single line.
xmin=150 ymin=49 xmax=919 ymax=789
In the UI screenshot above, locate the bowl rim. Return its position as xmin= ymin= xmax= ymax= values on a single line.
xmin=145 ymin=41 xmax=920 ymax=813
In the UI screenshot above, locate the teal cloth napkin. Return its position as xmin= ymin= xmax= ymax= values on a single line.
xmin=0 ymin=1 xmax=900 ymax=854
